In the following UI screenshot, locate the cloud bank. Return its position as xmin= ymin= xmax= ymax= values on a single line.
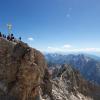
xmin=46 ymin=44 xmax=100 ymax=53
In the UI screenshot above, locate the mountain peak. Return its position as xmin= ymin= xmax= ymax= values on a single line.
xmin=0 ymin=38 xmax=48 ymax=100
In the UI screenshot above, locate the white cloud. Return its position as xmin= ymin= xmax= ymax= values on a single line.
xmin=63 ymin=44 xmax=72 ymax=48
xmin=28 ymin=37 xmax=34 ymax=41
xmin=47 ymin=47 xmax=61 ymax=52
xmin=76 ymin=48 xmax=100 ymax=52
xmin=46 ymin=45 xmax=100 ymax=53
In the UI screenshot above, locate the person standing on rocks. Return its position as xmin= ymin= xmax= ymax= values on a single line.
xmin=0 ymin=32 xmax=2 ymax=37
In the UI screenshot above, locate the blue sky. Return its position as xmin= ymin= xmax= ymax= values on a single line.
xmin=0 ymin=0 xmax=100 ymax=55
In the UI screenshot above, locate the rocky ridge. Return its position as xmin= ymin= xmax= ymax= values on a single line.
xmin=0 ymin=38 xmax=49 ymax=100
xmin=45 ymin=53 xmax=100 ymax=85
xmin=50 ymin=64 xmax=100 ymax=100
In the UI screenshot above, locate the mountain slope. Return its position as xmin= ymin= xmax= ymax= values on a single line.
xmin=49 ymin=64 xmax=100 ymax=100
xmin=45 ymin=53 xmax=100 ymax=85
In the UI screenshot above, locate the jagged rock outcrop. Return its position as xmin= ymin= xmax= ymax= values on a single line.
xmin=47 ymin=64 xmax=100 ymax=100
xmin=0 ymin=38 xmax=48 ymax=100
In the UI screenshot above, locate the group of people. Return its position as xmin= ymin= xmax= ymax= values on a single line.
xmin=0 ymin=32 xmax=6 ymax=38
xmin=0 ymin=32 xmax=21 ymax=42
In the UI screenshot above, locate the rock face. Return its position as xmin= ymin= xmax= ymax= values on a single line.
xmin=0 ymin=38 xmax=47 ymax=100
xmin=47 ymin=64 xmax=100 ymax=100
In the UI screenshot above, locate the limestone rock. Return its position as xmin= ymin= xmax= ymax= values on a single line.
xmin=46 ymin=64 xmax=100 ymax=100
xmin=0 ymin=38 xmax=47 ymax=100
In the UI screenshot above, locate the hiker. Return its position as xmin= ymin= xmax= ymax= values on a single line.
xmin=7 ymin=35 xmax=10 ymax=40
xmin=19 ymin=37 xmax=21 ymax=41
xmin=10 ymin=34 xmax=14 ymax=41
xmin=3 ymin=34 xmax=5 ymax=38
xmin=4 ymin=35 xmax=6 ymax=38
xmin=0 ymin=32 xmax=2 ymax=37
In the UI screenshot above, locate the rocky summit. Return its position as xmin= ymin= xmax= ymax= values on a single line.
xmin=0 ymin=38 xmax=50 ymax=100
xmin=0 ymin=38 xmax=100 ymax=100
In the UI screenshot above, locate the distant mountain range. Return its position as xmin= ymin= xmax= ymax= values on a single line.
xmin=45 ymin=53 xmax=100 ymax=85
